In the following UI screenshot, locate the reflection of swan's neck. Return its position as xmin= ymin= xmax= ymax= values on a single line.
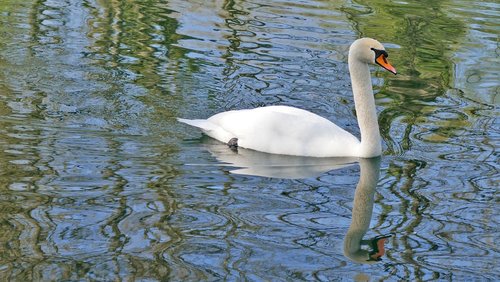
xmin=348 ymin=56 xmax=382 ymax=158
xmin=343 ymin=157 xmax=381 ymax=263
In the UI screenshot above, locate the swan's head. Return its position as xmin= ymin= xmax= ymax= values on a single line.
xmin=349 ymin=38 xmax=397 ymax=75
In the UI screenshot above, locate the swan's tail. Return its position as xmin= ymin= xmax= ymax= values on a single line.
xmin=177 ymin=118 xmax=218 ymax=131
xmin=178 ymin=118 xmax=234 ymax=143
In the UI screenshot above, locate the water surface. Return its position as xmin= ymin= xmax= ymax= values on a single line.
xmin=0 ymin=0 xmax=498 ymax=280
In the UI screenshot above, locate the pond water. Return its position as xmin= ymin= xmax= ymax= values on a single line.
xmin=0 ymin=0 xmax=498 ymax=280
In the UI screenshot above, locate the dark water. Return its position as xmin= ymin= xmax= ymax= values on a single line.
xmin=0 ymin=0 xmax=498 ymax=280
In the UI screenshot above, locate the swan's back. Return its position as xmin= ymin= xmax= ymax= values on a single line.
xmin=183 ymin=106 xmax=360 ymax=157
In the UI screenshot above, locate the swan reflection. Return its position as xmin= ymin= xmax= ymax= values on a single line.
xmin=202 ymin=140 xmax=392 ymax=263
xmin=343 ymin=157 xmax=393 ymax=264
xmin=202 ymin=139 xmax=358 ymax=179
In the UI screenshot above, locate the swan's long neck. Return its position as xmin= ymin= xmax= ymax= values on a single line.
xmin=348 ymin=57 xmax=382 ymax=157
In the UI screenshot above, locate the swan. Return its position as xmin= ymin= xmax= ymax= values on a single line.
xmin=178 ymin=38 xmax=396 ymax=158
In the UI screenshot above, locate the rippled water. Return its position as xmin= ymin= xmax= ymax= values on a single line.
xmin=0 ymin=0 xmax=498 ymax=280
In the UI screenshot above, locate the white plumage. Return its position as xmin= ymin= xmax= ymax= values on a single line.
xmin=179 ymin=105 xmax=360 ymax=157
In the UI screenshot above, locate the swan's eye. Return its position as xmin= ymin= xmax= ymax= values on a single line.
xmin=371 ymin=48 xmax=388 ymax=58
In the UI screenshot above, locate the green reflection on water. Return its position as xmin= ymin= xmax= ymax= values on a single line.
xmin=343 ymin=0 xmax=470 ymax=155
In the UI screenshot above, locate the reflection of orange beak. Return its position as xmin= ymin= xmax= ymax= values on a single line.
xmin=376 ymin=55 xmax=397 ymax=75
xmin=371 ymin=238 xmax=387 ymax=260
xmin=368 ymin=234 xmax=393 ymax=262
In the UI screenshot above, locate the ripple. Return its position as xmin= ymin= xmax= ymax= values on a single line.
xmin=0 ymin=0 xmax=499 ymax=280
xmin=421 ymin=254 xmax=499 ymax=280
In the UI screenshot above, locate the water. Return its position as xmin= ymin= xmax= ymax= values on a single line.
xmin=0 ymin=0 xmax=498 ymax=280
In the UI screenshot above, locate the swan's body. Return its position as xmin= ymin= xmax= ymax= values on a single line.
xmin=178 ymin=38 xmax=396 ymax=158
xmin=179 ymin=105 xmax=360 ymax=157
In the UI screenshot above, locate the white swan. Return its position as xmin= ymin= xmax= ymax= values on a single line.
xmin=178 ymin=38 xmax=396 ymax=158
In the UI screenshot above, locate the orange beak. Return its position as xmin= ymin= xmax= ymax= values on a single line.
xmin=376 ymin=55 xmax=397 ymax=75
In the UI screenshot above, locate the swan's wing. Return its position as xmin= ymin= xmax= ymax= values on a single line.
xmin=208 ymin=106 xmax=360 ymax=157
